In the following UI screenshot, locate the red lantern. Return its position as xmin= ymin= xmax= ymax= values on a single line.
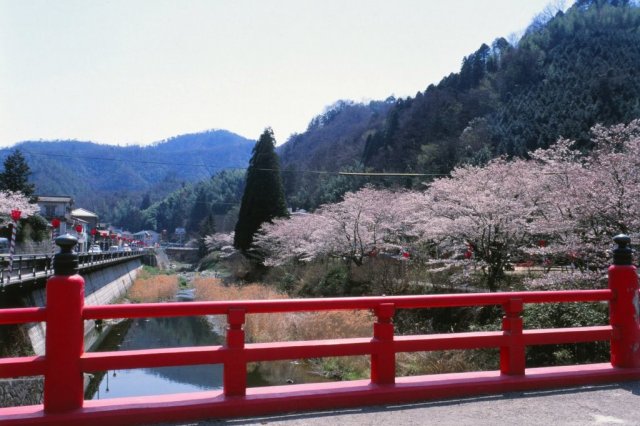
xmin=75 ymin=224 xmax=83 ymax=233
xmin=51 ymin=218 xmax=61 ymax=228
xmin=90 ymin=228 xmax=97 ymax=236
xmin=10 ymin=209 xmax=21 ymax=221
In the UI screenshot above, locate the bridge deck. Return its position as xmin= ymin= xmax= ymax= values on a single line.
xmin=181 ymin=380 xmax=640 ymax=425
xmin=0 ymin=251 xmax=146 ymax=287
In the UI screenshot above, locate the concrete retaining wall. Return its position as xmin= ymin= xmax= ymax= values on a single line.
xmin=23 ymin=259 xmax=142 ymax=355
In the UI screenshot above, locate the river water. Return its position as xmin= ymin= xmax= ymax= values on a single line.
xmin=85 ymin=307 xmax=329 ymax=400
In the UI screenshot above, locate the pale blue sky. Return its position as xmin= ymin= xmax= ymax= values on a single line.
xmin=0 ymin=0 xmax=567 ymax=147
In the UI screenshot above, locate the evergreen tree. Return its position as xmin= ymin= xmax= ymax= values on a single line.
xmin=140 ymin=193 xmax=151 ymax=210
xmin=0 ymin=150 xmax=35 ymax=197
xmin=234 ymin=128 xmax=288 ymax=251
xmin=198 ymin=213 xmax=216 ymax=258
xmin=189 ymin=188 xmax=209 ymax=233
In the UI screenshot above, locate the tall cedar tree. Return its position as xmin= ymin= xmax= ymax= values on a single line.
xmin=0 ymin=150 xmax=35 ymax=197
xmin=234 ymin=128 xmax=288 ymax=251
xmin=198 ymin=212 xmax=216 ymax=258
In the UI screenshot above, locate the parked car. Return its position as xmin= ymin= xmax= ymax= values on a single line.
xmin=108 ymin=246 xmax=120 ymax=253
xmin=88 ymin=244 xmax=102 ymax=254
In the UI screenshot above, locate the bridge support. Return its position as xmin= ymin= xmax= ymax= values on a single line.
xmin=43 ymin=235 xmax=85 ymax=413
xmin=609 ymin=235 xmax=640 ymax=368
xmin=500 ymin=298 xmax=525 ymax=375
xmin=224 ymin=308 xmax=246 ymax=396
xmin=371 ymin=303 xmax=395 ymax=384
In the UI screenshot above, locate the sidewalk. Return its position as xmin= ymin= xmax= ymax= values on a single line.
xmin=160 ymin=380 xmax=640 ymax=426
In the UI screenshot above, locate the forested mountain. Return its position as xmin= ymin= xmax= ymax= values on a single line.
xmin=0 ymin=130 xmax=254 ymax=216
xmin=277 ymin=99 xmax=393 ymax=208
xmin=123 ymin=169 xmax=246 ymax=236
xmin=279 ymin=0 xmax=640 ymax=209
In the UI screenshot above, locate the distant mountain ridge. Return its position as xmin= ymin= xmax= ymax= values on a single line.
xmin=0 ymin=130 xmax=255 ymax=212
xmin=278 ymin=0 xmax=640 ymax=209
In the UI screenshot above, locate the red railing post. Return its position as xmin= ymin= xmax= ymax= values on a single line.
xmin=44 ymin=235 xmax=85 ymax=413
xmin=224 ymin=308 xmax=246 ymax=396
xmin=500 ymin=297 xmax=525 ymax=375
xmin=371 ymin=303 xmax=395 ymax=385
xmin=608 ymin=235 xmax=640 ymax=368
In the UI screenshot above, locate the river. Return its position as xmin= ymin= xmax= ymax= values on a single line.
xmin=85 ymin=305 xmax=329 ymax=400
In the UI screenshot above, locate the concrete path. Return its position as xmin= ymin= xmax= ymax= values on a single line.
xmin=160 ymin=380 xmax=640 ymax=426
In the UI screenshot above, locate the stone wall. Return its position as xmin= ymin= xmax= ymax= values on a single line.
xmin=0 ymin=377 xmax=43 ymax=407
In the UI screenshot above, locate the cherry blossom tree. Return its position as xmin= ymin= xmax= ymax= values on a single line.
xmin=527 ymin=119 xmax=640 ymax=270
xmin=204 ymin=232 xmax=235 ymax=252
xmin=417 ymin=158 xmax=547 ymax=291
xmin=0 ymin=190 xmax=38 ymax=227
xmin=256 ymin=120 xmax=640 ymax=293
xmin=256 ymin=187 xmax=421 ymax=267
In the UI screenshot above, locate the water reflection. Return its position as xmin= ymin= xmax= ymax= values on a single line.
xmin=87 ymin=314 xmax=332 ymax=400
xmin=87 ymin=316 xmax=223 ymax=399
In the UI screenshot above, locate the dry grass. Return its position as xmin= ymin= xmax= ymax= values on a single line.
xmin=128 ymin=274 xmax=178 ymax=303
xmin=194 ymin=277 xmax=372 ymax=378
xmin=193 ymin=277 xmax=487 ymax=379
xmin=396 ymin=350 xmax=480 ymax=376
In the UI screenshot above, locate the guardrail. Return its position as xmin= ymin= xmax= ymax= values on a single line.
xmin=0 ymin=236 xmax=639 ymax=425
xmin=0 ymin=249 xmax=146 ymax=287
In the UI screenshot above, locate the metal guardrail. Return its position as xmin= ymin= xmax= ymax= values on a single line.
xmin=0 ymin=250 xmax=147 ymax=287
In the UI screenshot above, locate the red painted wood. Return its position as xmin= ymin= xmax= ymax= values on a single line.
xmin=394 ymin=331 xmax=505 ymax=352
xmin=371 ymin=303 xmax=395 ymax=385
xmin=500 ymin=298 xmax=525 ymax=375
xmin=81 ymin=346 xmax=226 ymax=371
xmin=523 ymin=326 xmax=612 ymax=345
xmin=81 ymin=289 xmax=613 ymax=320
xmin=245 ymin=338 xmax=372 ymax=361
xmin=608 ymin=263 xmax=640 ymax=367
xmin=43 ymin=274 xmax=85 ymax=413
xmin=0 ymin=356 xmax=45 ymax=378
xmin=0 ymin=307 xmax=46 ymax=325
xmin=0 ymin=263 xmax=635 ymax=425
xmin=224 ymin=308 xmax=246 ymax=397
xmin=1 ymin=364 xmax=639 ymax=426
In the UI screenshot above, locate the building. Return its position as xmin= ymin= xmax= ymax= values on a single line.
xmin=71 ymin=208 xmax=99 ymax=253
xmin=132 ymin=230 xmax=160 ymax=246
xmin=71 ymin=208 xmax=99 ymax=231
xmin=36 ymin=195 xmax=73 ymax=234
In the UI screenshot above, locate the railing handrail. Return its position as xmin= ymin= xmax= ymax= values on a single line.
xmin=82 ymin=289 xmax=613 ymax=318
xmin=0 ymin=288 xmax=613 ymax=324
xmin=0 ymin=249 xmax=146 ymax=286
xmin=0 ymin=236 xmax=638 ymax=425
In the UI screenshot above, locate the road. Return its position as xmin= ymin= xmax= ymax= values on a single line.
xmin=160 ymin=380 xmax=640 ymax=426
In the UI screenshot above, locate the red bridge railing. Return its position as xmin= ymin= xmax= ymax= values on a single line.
xmin=0 ymin=235 xmax=639 ymax=426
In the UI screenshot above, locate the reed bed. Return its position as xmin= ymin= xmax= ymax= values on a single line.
xmin=128 ymin=274 xmax=178 ymax=303
xmin=193 ymin=277 xmax=479 ymax=378
xmin=193 ymin=277 xmax=372 ymax=378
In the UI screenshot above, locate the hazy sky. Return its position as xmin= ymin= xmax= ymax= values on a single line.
xmin=0 ymin=0 xmax=566 ymax=147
